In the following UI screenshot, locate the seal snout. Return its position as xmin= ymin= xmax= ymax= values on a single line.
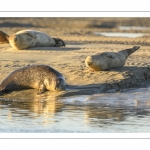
xmin=87 ymin=62 xmax=92 ymax=66
xmin=55 ymin=78 xmax=66 ymax=91
xmin=85 ymin=56 xmax=93 ymax=66
xmin=14 ymin=36 xmax=18 ymax=42
xmin=9 ymin=35 xmax=18 ymax=42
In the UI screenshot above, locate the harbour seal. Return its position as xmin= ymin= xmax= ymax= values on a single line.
xmin=0 ymin=65 xmax=66 ymax=95
xmin=0 ymin=29 xmax=65 ymax=50
xmin=85 ymin=45 xmax=140 ymax=71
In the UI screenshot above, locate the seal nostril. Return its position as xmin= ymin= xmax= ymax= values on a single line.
xmin=88 ymin=62 xmax=92 ymax=66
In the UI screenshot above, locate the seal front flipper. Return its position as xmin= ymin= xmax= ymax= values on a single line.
xmin=0 ymin=30 xmax=9 ymax=43
xmin=0 ymin=88 xmax=6 ymax=95
xmin=0 ymin=91 xmax=5 ymax=96
xmin=106 ymin=54 xmax=115 ymax=59
xmin=25 ymin=32 xmax=36 ymax=39
xmin=37 ymin=84 xmax=47 ymax=95
xmin=53 ymin=38 xmax=66 ymax=47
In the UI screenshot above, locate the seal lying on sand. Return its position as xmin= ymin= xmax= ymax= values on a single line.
xmin=0 ymin=29 xmax=65 ymax=50
xmin=0 ymin=65 xmax=66 ymax=95
xmin=85 ymin=45 xmax=140 ymax=71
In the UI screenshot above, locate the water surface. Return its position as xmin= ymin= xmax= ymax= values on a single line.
xmin=94 ymin=32 xmax=147 ymax=38
xmin=118 ymin=26 xmax=150 ymax=30
xmin=1 ymin=87 xmax=150 ymax=133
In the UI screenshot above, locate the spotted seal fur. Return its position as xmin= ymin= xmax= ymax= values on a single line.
xmin=0 ymin=64 xmax=66 ymax=95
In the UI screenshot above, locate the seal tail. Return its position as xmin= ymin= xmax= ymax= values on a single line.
xmin=122 ymin=45 xmax=140 ymax=56
xmin=0 ymin=30 xmax=9 ymax=43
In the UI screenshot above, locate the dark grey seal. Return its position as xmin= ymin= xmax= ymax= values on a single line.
xmin=0 ymin=65 xmax=66 ymax=95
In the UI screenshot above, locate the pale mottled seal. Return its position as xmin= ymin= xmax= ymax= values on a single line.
xmin=85 ymin=45 xmax=140 ymax=71
xmin=0 ymin=65 xmax=66 ymax=95
xmin=0 ymin=29 xmax=65 ymax=50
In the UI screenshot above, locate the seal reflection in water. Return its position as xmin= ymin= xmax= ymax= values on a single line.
xmin=0 ymin=29 xmax=65 ymax=50
xmin=85 ymin=45 xmax=140 ymax=71
xmin=0 ymin=65 xmax=66 ymax=95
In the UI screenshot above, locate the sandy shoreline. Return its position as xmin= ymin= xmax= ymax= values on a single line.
xmin=1 ymin=43 xmax=150 ymax=98
xmin=1 ymin=18 xmax=150 ymax=98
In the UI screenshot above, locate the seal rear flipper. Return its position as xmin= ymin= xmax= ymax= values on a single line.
xmin=0 ymin=31 xmax=9 ymax=43
xmin=37 ymin=84 xmax=46 ymax=95
xmin=52 ymin=38 xmax=66 ymax=47
xmin=122 ymin=45 xmax=140 ymax=56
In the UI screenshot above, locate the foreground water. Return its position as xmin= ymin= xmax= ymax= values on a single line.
xmin=1 ymin=87 xmax=150 ymax=133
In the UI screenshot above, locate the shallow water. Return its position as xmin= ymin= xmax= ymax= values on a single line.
xmin=1 ymin=87 xmax=150 ymax=133
xmin=118 ymin=26 xmax=150 ymax=30
xmin=94 ymin=32 xmax=147 ymax=38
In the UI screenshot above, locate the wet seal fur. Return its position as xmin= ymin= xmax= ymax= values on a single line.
xmin=0 ymin=65 xmax=66 ymax=95
xmin=0 ymin=30 xmax=65 ymax=50
xmin=85 ymin=45 xmax=140 ymax=71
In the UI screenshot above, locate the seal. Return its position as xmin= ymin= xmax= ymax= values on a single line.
xmin=85 ymin=45 xmax=140 ymax=71
xmin=0 ymin=30 xmax=9 ymax=44
xmin=0 ymin=64 xmax=66 ymax=95
xmin=0 ymin=29 xmax=65 ymax=50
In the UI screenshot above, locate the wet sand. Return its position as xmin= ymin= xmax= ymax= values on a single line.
xmin=1 ymin=17 xmax=150 ymax=98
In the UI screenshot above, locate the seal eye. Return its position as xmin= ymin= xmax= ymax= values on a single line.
xmin=55 ymin=78 xmax=61 ymax=90
xmin=57 ymin=78 xmax=62 ymax=86
xmin=55 ymin=78 xmax=66 ymax=91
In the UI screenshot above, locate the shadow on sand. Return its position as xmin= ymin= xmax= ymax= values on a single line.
xmin=60 ymin=66 xmax=150 ymax=97
xmin=28 ymin=46 xmax=81 ymax=51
